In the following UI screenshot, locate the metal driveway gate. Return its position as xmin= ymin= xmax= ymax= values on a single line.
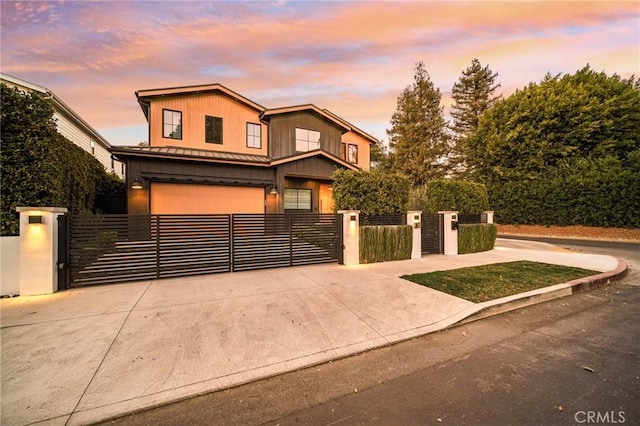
xmin=421 ymin=213 xmax=444 ymax=254
xmin=59 ymin=213 xmax=339 ymax=288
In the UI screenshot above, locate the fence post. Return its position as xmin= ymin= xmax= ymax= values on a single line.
xmin=16 ymin=206 xmax=68 ymax=295
xmin=484 ymin=211 xmax=494 ymax=224
xmin=439 ymin=211 xmax=459 ymax=256
xmin=407 ymin=211 xmax=422 ymax=259
xmin=338 ymin=210 xmax=360 ymax=265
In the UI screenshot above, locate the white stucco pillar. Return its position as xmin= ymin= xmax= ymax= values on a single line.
xmin=439 ymin=211 xmax=459 ymax=256
xmin=407 ymin=211 xmax=422 ymax=259
xmin=484 ymin=211 xmax=495 ymax=224
xmin=17 ymin=207 xmax=67 ymax=296
xmin=338 ymin=210 xmax=360 ymax=265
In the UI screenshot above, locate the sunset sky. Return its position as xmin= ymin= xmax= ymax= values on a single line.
xmin=1 ymin=1 xmax=638 ymax=146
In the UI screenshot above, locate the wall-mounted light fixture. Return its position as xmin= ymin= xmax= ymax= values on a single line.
xmin=414 ymin=214 xmax=420 ymax=222
xmin=28 ymin=215 xmax=43 ymax=224
xmin=270 ymin=185 xmax=278 ymax=195
xmin=131 ymin=179 xmax=143 ymax=189
xmin=350 ymin=212 xmax=357 ymax=221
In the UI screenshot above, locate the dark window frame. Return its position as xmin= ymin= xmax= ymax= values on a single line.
xmin=163 ymin=109 xmax=182 ymax=140
xmin=205 ymin=115 xmax=223 ymax=145
xmin=340 ymin=143 xmax=346 ymax=160
xmin=284 ymin=188 xmax=312 ymax=211
xmin=246 ymin=122 xmax=262 ymax=149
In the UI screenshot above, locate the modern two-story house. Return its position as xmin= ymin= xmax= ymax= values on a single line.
xmin=111 ymin=84 xmax=375 ymax=215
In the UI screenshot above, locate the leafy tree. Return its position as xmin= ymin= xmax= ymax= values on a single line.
xmin=450 ymin=58 xmax=501 ymax=177
xmin=387 ymin=62 xmax=449 ymax=185
xmin=369 ymin=139 xmax=393 ymax=172
xmin=468 ymin=65 xmax=640 ymax=182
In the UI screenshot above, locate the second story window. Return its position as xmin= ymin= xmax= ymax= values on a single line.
xmin=340 ymin=143 xmax=346 ymax=160
xmin=163 ymin=109 xmax=182 ymax=139
xmin=205 ymin=116 xmax=223 ymax=144
xmin=295 ymin=128 xmax=320 ymax=152
xmin=348 ymin=144 xmax=358 ymax=164
xmin=247 ymin=123 xmax=261 ymax=149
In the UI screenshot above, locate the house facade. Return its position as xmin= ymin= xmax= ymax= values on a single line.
xmin=111 ymin=84 xmax=375 ymax=215
xmin=0 ymin=73 xmax=124 ymax=178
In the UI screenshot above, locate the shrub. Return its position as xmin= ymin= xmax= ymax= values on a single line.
xmin=360 ymin=225 xmax=412 ymax=264
xmin=332 ymin=169 xmax=410 ymax=215
xmin=409 ymin=180 xmax=490 ymax=214
xmin=458 ymin=223 xmax=498 ymax=254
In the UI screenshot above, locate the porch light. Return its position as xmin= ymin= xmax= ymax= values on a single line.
xmin=131 ymin=179 xmax=143 ymax=189
xmin=28 ymin=215 xmax=43 ymax=224
xmin=270 ymin=185 xmax=278 ymax=195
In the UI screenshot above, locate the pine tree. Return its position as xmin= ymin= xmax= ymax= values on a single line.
xmin=450 ymin=59 xmax=501 ymax=177
xmin=387 ymin=62 xmax=449 ymax=186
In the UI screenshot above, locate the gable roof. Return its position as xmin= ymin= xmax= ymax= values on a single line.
xmin=260 ymin=104 xmax=351 ymax=133
xmin=270 ymin=149 xmax=359 ymax=170
xmin=135 ymin=83 xmax=265 ymax=120
xmin=321 ymin=108 xmax=378 ymax=144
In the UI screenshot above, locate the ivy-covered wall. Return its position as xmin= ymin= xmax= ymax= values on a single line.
xmin=1 ymin=83 xmax=124 ymax=236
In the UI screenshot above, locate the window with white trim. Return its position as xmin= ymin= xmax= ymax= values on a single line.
xmin=284 ymin=188 xmax=312 ymax=211
xmin=295 ymin=128 xmax=320 ymax=152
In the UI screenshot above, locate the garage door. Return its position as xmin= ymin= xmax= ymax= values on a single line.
xmin=151 ymin=183 xmax=264 ymax=214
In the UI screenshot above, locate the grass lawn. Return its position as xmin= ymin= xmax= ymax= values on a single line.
xmin=402 ymin=261 xmax=599 ymax=303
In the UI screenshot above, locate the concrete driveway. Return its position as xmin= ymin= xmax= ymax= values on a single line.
xmin=1 ymin=245 xmax=620 ymax=425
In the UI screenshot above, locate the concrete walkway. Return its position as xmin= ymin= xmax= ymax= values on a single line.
xmin=0 ymin=244 xmax=622 ymax=425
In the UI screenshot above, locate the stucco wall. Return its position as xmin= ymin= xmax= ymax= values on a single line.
xmin=1 ymin=236 xmax=20 ymax=296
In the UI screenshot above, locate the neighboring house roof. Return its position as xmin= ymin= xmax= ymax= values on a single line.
xmin=135 ymin=83 xmax=266 ymax=120
xmin=321 ymin=108 xmax=378 ymax=145
xmin=111 ymin=146 xmax=358 ymax=171
xmin=0 ymin=72 xmax=112 ymax=150
xmin=110 ymin=145 xmax=271 ymax=166
xmin=260 ymin=104 xmax=351 ymax=133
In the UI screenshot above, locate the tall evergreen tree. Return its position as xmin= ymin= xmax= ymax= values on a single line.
xmin=387 ymin=62 xmax=449 ymax=186
xmin=450 ymin=59 xmax=501 ymax=177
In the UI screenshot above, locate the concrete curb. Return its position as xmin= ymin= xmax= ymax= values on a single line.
xmin=458 ymin=259 xmax=629 ymax=325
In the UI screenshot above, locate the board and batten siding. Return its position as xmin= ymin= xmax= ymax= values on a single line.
xmin=341 ymin=131 xmax=371 ymax=171
xmin=268 ymin=111 xmax=344 ymax=159
xmin=149 ymin=93 xmax=267 ymax=156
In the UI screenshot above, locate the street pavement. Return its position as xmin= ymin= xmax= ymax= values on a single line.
xmin=0 ymin=243 xmax=625 ymax=425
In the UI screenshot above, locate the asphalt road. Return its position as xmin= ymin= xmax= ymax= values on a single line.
xmin=101 ymin=239 xmax=640 ymax=426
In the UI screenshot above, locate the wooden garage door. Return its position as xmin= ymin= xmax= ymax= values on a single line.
xmin=151 ymin=183 xmax=264 ymax=214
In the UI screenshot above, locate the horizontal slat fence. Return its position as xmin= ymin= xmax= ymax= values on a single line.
xmin=458 ymin=213 xmax=486 ymax=224
xmin=64 ymin=213 xmax=339 ymax=288
xmin=360 ymin=214 xmax=407 ymax=226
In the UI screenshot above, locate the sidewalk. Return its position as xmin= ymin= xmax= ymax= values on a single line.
xmin=0 ymin=244 xmax=625 ymax=425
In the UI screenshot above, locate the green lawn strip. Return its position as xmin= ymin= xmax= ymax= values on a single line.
xmin=402 ymin=261 xmax=599 ymax=303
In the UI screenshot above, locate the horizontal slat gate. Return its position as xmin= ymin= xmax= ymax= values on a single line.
xmin=65 ymin=213 xmax=339 ymax=287
xmin=421 ymin=213 xmax=444 ymax=254
xmin=232 ymin=214 xmax=339 ymax=272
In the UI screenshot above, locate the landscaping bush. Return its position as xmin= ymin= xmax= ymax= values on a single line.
xmin=458 ymin=223 xmax=498 ymax=254
xmin=332 ymin=169 xmax=410 ymax=215
xmin=489 ymin=156 xmax=640 ymax=228
xmin=360 ymin=225 xmax=412 ymax=264
xmin=410 ymin=180 xmax=489 ymax=214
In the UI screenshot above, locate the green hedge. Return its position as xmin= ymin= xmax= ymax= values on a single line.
xmin=332 ymin=169 xmax=410 ymax=214
xmin=410 ymin=180 xmax=490 ymax=214
xmin=360 ymin=225 xmax=412 ymax=264
xmin=1 ymin=84 xmax=123 ymax=235
xmin=488 ymin=156 xmax=640 ymax=228
xmin=458 ymin=224 xmax=498 ymax=254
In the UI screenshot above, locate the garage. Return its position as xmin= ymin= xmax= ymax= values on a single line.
xmin=150 ymin=183 xmax=265 ymax=215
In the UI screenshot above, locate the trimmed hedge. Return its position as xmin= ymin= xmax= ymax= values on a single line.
xmin=332 ymin=169 xmax=410 ymax=215
xmin=1 ymin=84 xmax=123 ymax=235
xmin=410 ymin=180 xmax=490 ymax=214
xmin=489 ymin=156 xmax=640 ymax=228
xmin=360 ymin=225 xmax=412 ymax=264
xmin=458 ymin=223 xmax=498 ymax=254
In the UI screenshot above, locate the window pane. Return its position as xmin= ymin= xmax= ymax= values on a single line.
xmin=206 ymin=116 xmax=222 ymax=144
xmin=309 ymin=141 xmax=320 ymax=150
xmin=296 ymin=140 xmax=307 ymax=152
xmin=309 ymin=130 xmax=320 ymax=143
xmin=163 ymin=109 xmax=182 ymax=139
xmin=284 ymin=189 xmax=298 ymax=210
xmin=296 ymin=128 xmax=307 ymax=140
xmin=348 ymin=144 xmax=358 ymax=163
xmin=298 ymin=189 xmax=311 ymax=209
